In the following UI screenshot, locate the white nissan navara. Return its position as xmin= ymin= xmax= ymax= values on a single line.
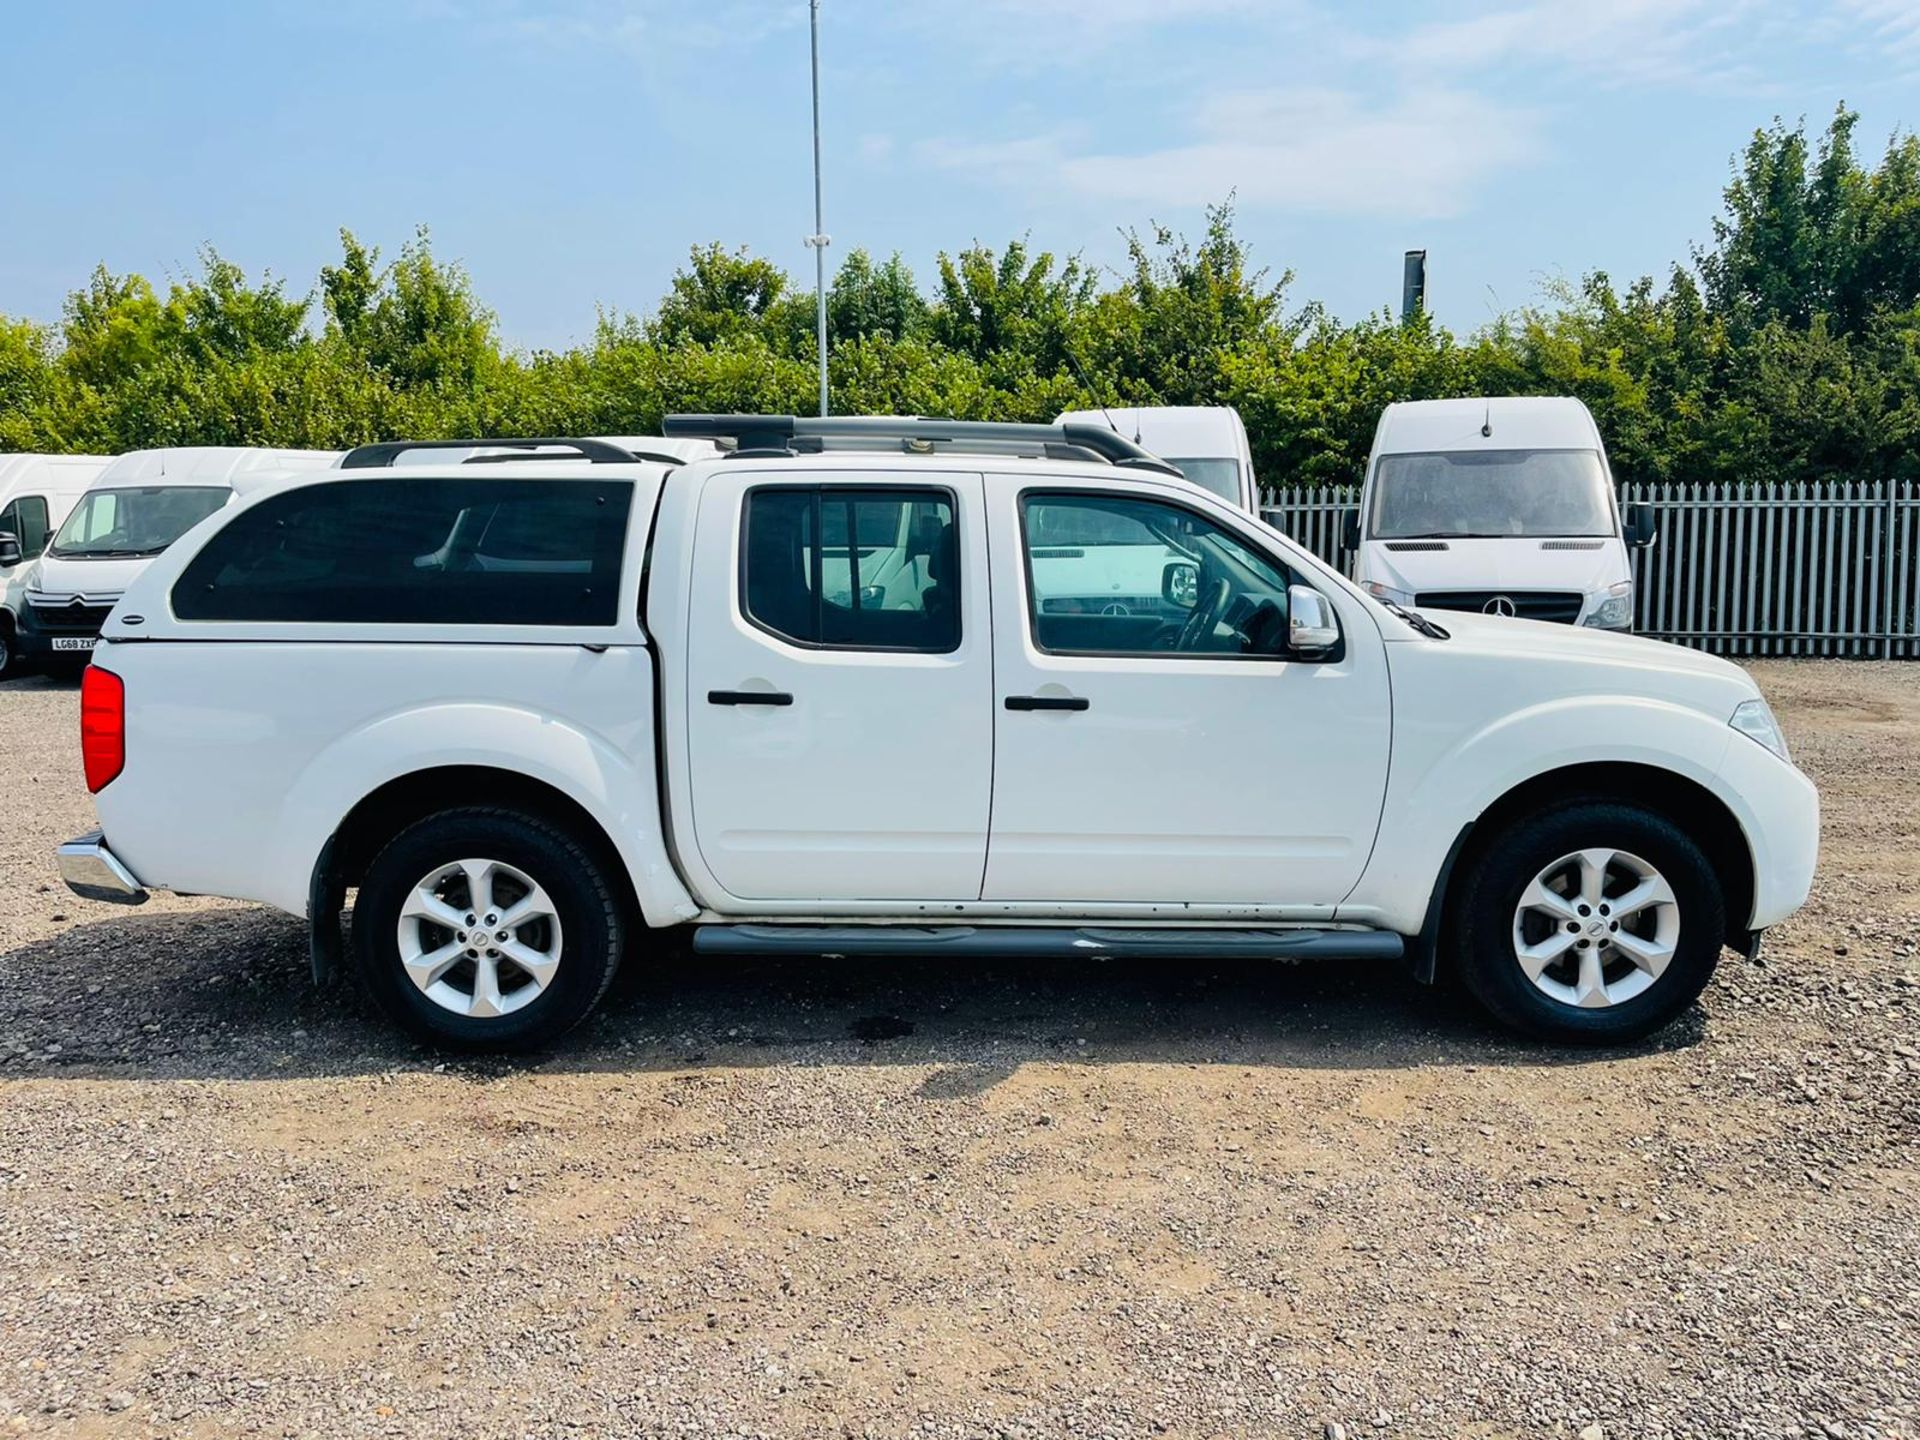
xmin=57 ymin=420 xmax=1818 ymax=1051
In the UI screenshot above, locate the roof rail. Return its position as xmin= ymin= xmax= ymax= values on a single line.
xmin=661 ymin=414 xmax=1185 ymax=478
xmin=338 ymin=438 xmax=688 ymax=469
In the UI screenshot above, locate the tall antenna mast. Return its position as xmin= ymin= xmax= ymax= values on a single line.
xmin=806 ymin=0 xmax=830 ymax=417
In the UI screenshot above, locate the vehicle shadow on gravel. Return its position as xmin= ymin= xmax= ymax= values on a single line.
xmin=0 ymin=906 xmax=1708 ymax=1082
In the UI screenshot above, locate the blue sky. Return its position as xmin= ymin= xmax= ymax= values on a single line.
xmin=4 ymin=1 xmax=1918 ymax=350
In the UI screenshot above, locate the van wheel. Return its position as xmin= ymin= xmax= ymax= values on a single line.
xmin=352 ymin=807 xmax=623 ymax=1051
xmin=1451 ymin=801 xmax=1725 ymax=1044
xmin=0 ymin=620 xmax=16 ymax=681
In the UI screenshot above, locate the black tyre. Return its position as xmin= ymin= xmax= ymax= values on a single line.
xmin=0 ymin=620 xmax=19 ymax=681
xmin=352 ymin=806 xmax=624 ymax=1051
xmin=1451 ymin=801 xmax=1725 ymax=1044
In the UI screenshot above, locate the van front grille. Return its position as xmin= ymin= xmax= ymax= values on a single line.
xmin=1415 ymin=590 xmax=1584 ymax=624
xmin=28 ymin=599 xmax=114 ymax=634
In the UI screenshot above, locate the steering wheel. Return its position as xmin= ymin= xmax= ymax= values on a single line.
xmin=1176 ymin=577 xmax=1233 ymax=652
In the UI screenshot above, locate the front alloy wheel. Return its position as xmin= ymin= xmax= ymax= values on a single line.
xmin=1454 ymin=801 xmax=1725 ymax=1044
xmin=1510 ymin=848 xmax=1679 ymax=1009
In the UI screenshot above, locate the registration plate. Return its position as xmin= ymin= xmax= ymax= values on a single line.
xmin=50 ymin=637 xmax=95 ymax=653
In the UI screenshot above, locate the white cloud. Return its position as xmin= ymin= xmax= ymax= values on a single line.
xmin=428 ymin=0 xmax=803 ymax=56
xmin=923 ymin=88 xmax=1544 ymax=220
xmin=1380 ymin=0 xmax=1776 ymax=91
xmin=1837 ymin=0 xmax=1920 ymax=59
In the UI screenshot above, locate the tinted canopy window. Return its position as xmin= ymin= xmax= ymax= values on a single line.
xmin=173 ymin=477 xmax=632 ymax=626
xmin=742 ymin=487 xmax=959 ymax=652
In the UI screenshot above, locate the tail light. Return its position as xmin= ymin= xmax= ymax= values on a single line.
xmin=80 ymin=666 xmax=125 ymax=793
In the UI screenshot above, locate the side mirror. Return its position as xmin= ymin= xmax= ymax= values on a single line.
xmin=1288 ymin=584 xmax=1340 ymax=657
xmin=1624 ymin=502 xmax=1658 ymax=549
xmin=1341 ymin=508 xmax=1361 ymax=552
xmin=1162 ymin=560 xmax=1199 ymax=609
xmin=0 ymin=531 xmax=21 ymax=569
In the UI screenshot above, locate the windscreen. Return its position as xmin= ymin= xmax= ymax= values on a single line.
xmin=50 ymin=486 xmax=231 ymax=558
xmin=1165 ymin=457 xmax=1243 ymax=504
xmin=1368 ymin=449 xmax=1615 ymax=539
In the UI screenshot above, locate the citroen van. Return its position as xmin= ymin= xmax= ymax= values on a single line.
xmin=8 ymin=446 xmax=338 ymax=671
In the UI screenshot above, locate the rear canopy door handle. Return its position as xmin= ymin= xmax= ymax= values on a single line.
xmin=1004 ymin=695 xmax=1089 ymax=712
xmin=709 ymin=690 xmax=794 ymax=706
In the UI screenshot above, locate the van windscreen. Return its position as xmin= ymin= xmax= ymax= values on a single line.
xmin=1164 ymin=457 xmax=1242 ymax=504
xmin=1368 ymin=449 xmax=1614 ymax=540
xmin=50 ymin=486 xmax=230 ymax=558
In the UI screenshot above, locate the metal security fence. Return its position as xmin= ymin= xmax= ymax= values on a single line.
xmin=1260 ymin=479 xmax=1920 ymax=658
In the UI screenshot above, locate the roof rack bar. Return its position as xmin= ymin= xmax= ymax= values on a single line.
xmin=338 ymin=437 xmax=675 ymax=469
xmin=661 ymin=414 xmax=1184 ymax=478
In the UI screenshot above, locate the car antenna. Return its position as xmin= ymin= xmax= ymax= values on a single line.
xmin=1065 ymin=350 xmax=1121 ymax=437
xmin=1481 ymin=401 xmax=1493 ymax=438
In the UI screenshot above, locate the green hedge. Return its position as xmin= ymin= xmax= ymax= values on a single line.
xmin=3 ymin=107 xmax=1916 ymax=488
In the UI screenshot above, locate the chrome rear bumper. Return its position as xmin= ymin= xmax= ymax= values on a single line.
xmin=57 ymin=831 xmax=149 ymax=905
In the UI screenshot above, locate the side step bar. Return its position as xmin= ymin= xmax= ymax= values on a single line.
xmin=690 ymin=925 xmax=1403 ymax=962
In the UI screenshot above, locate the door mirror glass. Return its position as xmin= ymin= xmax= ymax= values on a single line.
xmin=1288 ymin=584 xmax=1340 ymax=657
xmin=0 ymin=531 xmax=21 ymax=569
xmin=1624 ymin=502 xmax=1659 ymax=549
xmin=1341 ymin=507 xmax=1361 ymax=551
xmin=1161 ymin=560 xmax=1198 ymax=609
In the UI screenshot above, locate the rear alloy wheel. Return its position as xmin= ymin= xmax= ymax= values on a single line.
xmin=1454 ymin=802 xmax=1725 ymax=1043
xmin=397 ymin=858 xmax=565 ymax=1020
xmin=354 ymin=808 xmax=623 ymax=1050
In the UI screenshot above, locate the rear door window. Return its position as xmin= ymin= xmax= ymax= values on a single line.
xmin=173 ymin=478 xmax=633 ymax=626
xmin=741 ymin=486 xmax=959 ymax=652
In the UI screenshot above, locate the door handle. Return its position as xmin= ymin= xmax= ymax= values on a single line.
xmin=1004 ymin=694 xmax=1089 ymax=712
xmin=709 ymin=689 xmax=794 ymax=707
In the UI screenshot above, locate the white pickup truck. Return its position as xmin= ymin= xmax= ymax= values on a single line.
xmin=58 ymin=420 xmax=1818 ymax=1051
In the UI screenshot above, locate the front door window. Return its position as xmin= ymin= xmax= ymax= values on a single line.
xmin=1021 ymin=492 xmax=1295 ymax=658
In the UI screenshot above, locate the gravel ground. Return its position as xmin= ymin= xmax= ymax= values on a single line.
xmin=0 ymin=661 xmax=1915 ymax=1440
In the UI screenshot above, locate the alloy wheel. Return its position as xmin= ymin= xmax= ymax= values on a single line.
xmin=395 ymin=857 xmax=564 ymax=1019
xmin=1510 ymin=847 xmax=1680 ymax=1009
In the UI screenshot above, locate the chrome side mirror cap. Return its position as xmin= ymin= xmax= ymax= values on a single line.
xmin=1288 ymin=585 xmax=1340 ymax=657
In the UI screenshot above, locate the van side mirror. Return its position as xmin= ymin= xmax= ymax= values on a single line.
xmin=1288 ymin=584 xmax=1340 ymax=657
xmin=0 ymin=531 xmax=21 ymax=569
xmin=1624 ymin=502 xmax=1658 ymax=549
xmin=1341 ymin=508 xmax=1360 ymax=552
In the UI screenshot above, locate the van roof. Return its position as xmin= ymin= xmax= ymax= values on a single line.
xmin=1374 ymin=397 xmax=1602 ymax=456
xmin=88 ymin=446 xmax=342 ymax=490
xmin=1054 ymin=406 xmax=1247 ymax=453
xmin=0 ymin=453 xmax=112 ymax=497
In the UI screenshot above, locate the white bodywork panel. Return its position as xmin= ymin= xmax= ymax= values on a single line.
xmin=91 ymin=451 xmax=1817 ymax=941
xmin=679 ymin=467 xmax=995 ymax=901
xmin=981 ymin=470 xmax=1390 ymax=910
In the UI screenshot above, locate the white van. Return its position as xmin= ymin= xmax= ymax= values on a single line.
xmin=1344 ymin=397 xmax=1655 ymax=630
xmin=6 ymin=446 xmax=339 ymax=673
xmin=0 ymin=453 xmax=111 ymax=577
xmin=1055 ymin=406 xmax=1258 ymax=513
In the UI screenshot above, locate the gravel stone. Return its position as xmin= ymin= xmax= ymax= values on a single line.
xmin=1 ymin=661 xmax=1916 ymax=1439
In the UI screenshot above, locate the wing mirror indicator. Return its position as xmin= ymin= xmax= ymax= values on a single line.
xmin=1162 ymin=560 xmax=1199 ymax=609
xmin=1288 ymin=585 xmax=1340 ymax=657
